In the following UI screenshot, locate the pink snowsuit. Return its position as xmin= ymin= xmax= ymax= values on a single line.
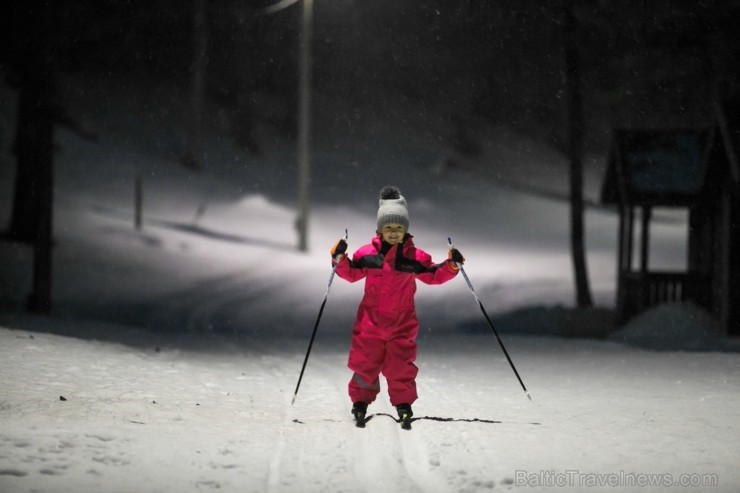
xmin=335 ymin=234 xmax=458 ymax=406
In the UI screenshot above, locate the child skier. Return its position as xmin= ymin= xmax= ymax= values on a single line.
xmin=330 ymin=185 xmax=465 ymax=427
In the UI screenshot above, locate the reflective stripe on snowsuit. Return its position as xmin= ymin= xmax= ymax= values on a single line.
xmin=335 ymin=234 xmax=458 ymax=406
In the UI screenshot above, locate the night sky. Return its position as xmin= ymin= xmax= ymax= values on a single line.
xmin=3 ymin=0 xmax=740 ymax=161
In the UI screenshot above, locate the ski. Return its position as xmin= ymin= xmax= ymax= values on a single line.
xmin=349 ymin=408 xmax=414 ymax=429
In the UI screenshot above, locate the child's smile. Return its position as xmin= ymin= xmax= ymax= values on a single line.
xmin=380 ymin=224 xmax=406 ymax=245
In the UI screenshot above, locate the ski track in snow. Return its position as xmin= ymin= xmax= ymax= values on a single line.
xmin=181 ymin=292 xmax=495 ymax=493
xmin=280 ymin=354 xmax=452 ymax=493
xmin=278 ymin=344 xmax=519 ymax=493
xmin=163 ymin=269 xmax=445 ymax=492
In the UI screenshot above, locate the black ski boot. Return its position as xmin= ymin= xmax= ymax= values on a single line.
xmin=396 ymin=403 xmax=413 ymax=430
xmin=352 ymin=402 xmax=368 ymax=428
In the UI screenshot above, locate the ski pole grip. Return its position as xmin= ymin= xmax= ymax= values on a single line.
xmin=447 ymin=236 xmax=464 ymax=270
xmin=333 ymin=228 xmax=349 ymax=262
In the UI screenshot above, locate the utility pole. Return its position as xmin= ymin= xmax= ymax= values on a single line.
xmin=296 ymin=0 xmax=313 ymax=252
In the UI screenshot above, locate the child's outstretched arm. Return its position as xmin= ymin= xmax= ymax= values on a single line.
xmin=415 ymin=248 xmax=463 ymax=285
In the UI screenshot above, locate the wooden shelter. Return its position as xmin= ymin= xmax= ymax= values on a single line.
xmin=601 ymin=102 xmax=740 ymax=335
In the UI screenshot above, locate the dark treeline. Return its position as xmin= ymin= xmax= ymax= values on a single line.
xmin=3 ymin=1 xmax=739 ymax=152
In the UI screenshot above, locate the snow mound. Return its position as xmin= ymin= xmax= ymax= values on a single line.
xmin=234 ymin=194 xmax=292 ymax=216
xmin=472 ymin=305 xmax=617 ymax=339
xmin=610 ymin=302 xmax=739 ymax=352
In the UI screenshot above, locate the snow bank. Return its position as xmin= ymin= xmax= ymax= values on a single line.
xmin=488 ymin=305 xmax=617 ymax=339
xmin=610 ymin=302 xmax=740 ymax=352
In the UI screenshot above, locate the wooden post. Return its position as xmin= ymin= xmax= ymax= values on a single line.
xmin=135 ymin=175 xmax=143 ymax=231
xmin=640 ymin=206 xmax=651 ymax=274
xmin=616 ymin=204 xmax=627 ymax=314
xmin=626 ymin=206 xmax=634 ymax=272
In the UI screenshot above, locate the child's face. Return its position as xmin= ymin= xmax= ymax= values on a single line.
xmin=380 ymin=223 xmax=406 ymax=245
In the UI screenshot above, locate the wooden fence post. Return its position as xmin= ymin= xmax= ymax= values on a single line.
xmin=135 ymin=175 xmax=143 ymax=231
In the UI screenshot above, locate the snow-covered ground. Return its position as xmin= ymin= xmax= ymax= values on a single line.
xmin=1 ymin=322 xmax=738 ymax=493
xmin=1 ymin=74 xmax=739 ymax=492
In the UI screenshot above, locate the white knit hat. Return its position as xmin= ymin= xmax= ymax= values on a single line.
xmin=376 ymin=185 xmax=409 ymax=232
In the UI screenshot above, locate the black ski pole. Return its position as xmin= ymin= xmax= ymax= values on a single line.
xmin=448 ymin=238 xmax=532 ymax=401
xmin=292 ymin=229 xmax=348 ymax=405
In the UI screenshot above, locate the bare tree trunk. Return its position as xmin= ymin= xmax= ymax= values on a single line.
xmin=7 ymin=2 xmax=53 ymax=243
xmin=27 ymin=100 xmax=54 ymax=314
xmin=12 ymin=0 xmax=57 ymax=312
xmin=8 ymin=73 xmax=44 ymax=243
xmin=563 ymin=2 xmax=593 ymax=308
